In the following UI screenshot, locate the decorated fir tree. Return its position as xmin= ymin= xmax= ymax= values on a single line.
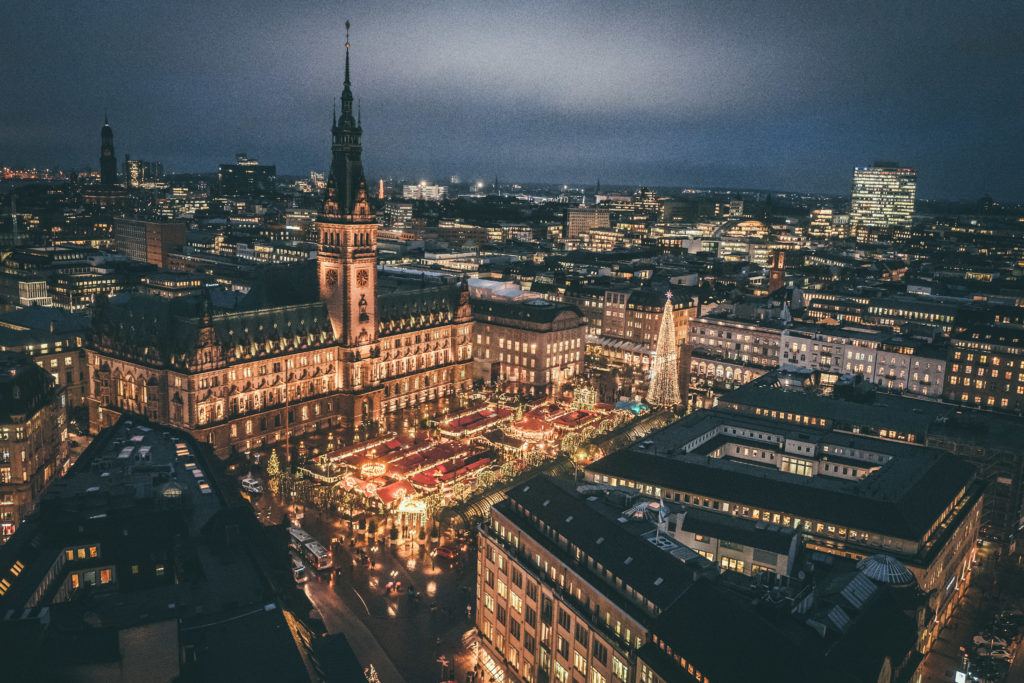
xmin=266 ymin=449 xmax=281 ymax=496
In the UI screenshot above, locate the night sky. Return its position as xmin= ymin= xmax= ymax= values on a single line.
xmin=3 ymin=1 xmax=1022 ymax=199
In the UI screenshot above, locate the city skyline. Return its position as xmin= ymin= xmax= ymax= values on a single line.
xmin=3 ymin=1 xmax=1023 ymax=200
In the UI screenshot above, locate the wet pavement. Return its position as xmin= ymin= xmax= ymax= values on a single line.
xmin=302 ymin=516 xmax=477 ymax=682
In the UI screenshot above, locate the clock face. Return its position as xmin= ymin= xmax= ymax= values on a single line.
xmin=357 ymin=270 xmax=369 ymax=287
xmin=326 ymin=269 xmax=338 ymax=289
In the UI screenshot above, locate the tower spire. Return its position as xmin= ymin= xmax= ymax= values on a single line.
xmin=344 ymin=20 xmax=351 ymax=88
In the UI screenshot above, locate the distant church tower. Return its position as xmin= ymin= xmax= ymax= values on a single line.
xmin=100 ymin=115 xmax=118 ymax=186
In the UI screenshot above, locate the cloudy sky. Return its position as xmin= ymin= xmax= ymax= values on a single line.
xmin=2 ymin=0 xmax=1022 ymax=199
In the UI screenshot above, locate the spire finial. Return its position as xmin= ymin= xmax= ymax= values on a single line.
xmin=344 ymin=20 xmax=351 ymax=86
xmin=104 ymin=111 xmax=109 ymax=125
xmin=332 ymin=98 xmax=337 ymax=127
xmin=357 ymin=98 xmax=361 ymax=126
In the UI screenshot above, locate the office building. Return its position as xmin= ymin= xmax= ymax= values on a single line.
xmin=781 ymin=326 xmax=947 ymax=398
xmin=113 ymin=217 xmax=188 ymax=268
xmin=217 ymin=153 xmax=276 ymax=197
xmin=686 ymin=312 xmax=783 ymax=406
xmin=850 ymin=163 xmax=916 ymax=243
xmin=586 ymin=376 xmax=983 ymax=652
xmin=382 ymin=201 xmax=414 ymax=231
xmin=944 ymin=306 xmax=1024 ymax=415
xmin=471 ymin=297 xmax=586 ymax=395
xmin=402 ymin=182 xmax=447 ymax=201
xmin=565 ymin=207 xmax=611 ymax=240
xmin=123 ymin=156 xmax=164 ymax=187
xmin=478 ymin=474 xmax=925 ymax=683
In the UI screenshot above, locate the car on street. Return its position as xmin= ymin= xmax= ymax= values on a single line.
xmin=436 ymin=545 xmax=461 ymax=561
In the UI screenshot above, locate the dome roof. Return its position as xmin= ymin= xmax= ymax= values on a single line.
xmin=857 ymin=554 xmax=915 ymax=587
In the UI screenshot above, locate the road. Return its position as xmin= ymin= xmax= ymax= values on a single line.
xmin=303 ymin=518 xmax=477 ymax=683
xmin=919 ymin=544 xmax=1024 ymax=682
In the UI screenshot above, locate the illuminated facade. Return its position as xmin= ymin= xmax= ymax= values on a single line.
xmin=87 ymin=28 xmax=472 ymax=454
xmin=471 ymin=298 xmax=586 ymax=395
xmin=850 ymin=163 xmax=916 ymax=243
xmin=0 ymin=353 xmax=68 ymax=541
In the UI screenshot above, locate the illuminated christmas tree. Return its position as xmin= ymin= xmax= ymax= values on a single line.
xmin=646 ymin=291 xmax=682 ymax=408
xmin=266 ymin=449 xmax=281 ymax=496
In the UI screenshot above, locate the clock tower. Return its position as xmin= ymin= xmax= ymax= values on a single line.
xmin=317 ymin=21 xmax=378 ymax=349
xmin=316 ymin=22 xmax=382 ymax=435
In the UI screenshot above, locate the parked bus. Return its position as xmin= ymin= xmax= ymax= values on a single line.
xmin=288 ymin=527 xmax=332 ymax=572
xmin=304 ymin=542 xmax=332 ymax=571
xmin=288 ymin=526 xmax=315 ymax=553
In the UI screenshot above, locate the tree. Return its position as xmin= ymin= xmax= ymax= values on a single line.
xmin=266 ymin=450 xmax=281 ymax=496
xmin=647 ymin=291 xmax=682 ymax=407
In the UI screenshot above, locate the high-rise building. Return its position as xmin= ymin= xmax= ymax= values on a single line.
xmin=113 ymin=217 xmax=188 ymax=268
xmin=565 ymin=207 xmax=610 ymax=240
xmin=382 ymin=202 xmax=414 ymax=231
xmin=217 ymin=153 xmax=277 ymax=197
xmin=401 ymin=182 xmax=447 ymax=201
xmin=850 ymin=163 xmax=916 ymax=243
xmin=123 ymin=155 xmax=164 ymax=187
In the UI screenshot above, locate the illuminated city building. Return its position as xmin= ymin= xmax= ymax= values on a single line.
xmin=113 ymin=217 xmax=188 ymax=269
xmin=87 ymin=26 xmax=473 ymax=454
xmin=123 ymin=156 xmax=163 ymax=188
xmin=471 ymin=297 xmax=586 ymax=396
xmin=565 ymin=207 xmax=611 ymax=240
xmin=217 ymin=153 xmax=277 ymax=197
xmin=477 ymin=474 xmax=923 ymax=683
xmin=587 ymin=373 xmax=984 ymax=652
xmin=0 ymin=353 xmax=67 ymax=541
xmin=850 ymin=163 xmax=917 ymax=243
xmin=402 ymin=182 xmax=447 ymax=201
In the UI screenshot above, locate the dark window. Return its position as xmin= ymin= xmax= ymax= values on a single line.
xmin=592 ymin=640 xmax=608 ymax=665
xmin=574 ymin=624 xmax=589 ymax=647
xmin=557 ymin=608 xmax=571 ymax=631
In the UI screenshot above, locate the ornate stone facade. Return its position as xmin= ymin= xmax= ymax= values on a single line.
xmin=86 ymin=33 xmax=472 ymax=455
